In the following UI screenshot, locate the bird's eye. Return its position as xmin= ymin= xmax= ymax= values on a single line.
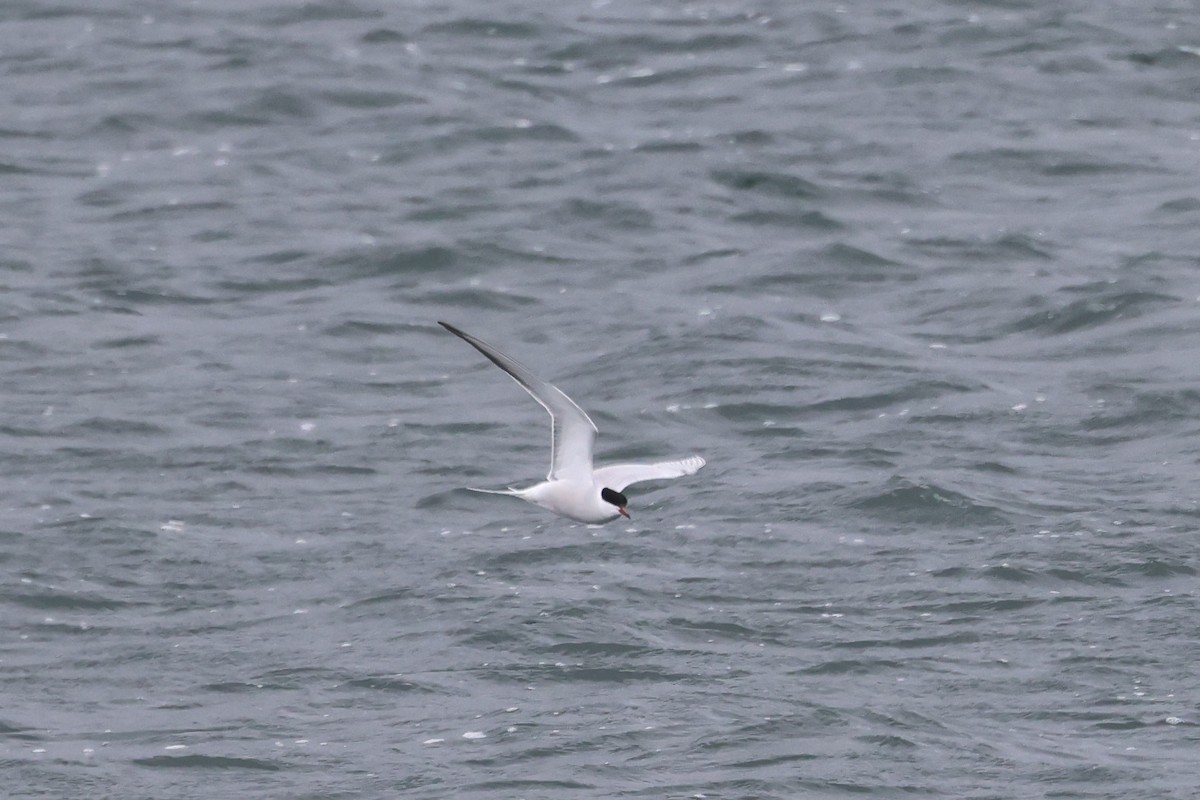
xmin=600 ymin=488 xmax=628 ymax=507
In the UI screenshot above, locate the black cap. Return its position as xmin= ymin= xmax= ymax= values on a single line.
xmin=601 ymin=488 xmax=628 ymax=507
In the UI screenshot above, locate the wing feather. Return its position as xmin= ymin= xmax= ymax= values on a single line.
xmin=592 ymin=455 xmax=706 ymax=492
xmin=440 ymin=322 xmax=597 ymax=482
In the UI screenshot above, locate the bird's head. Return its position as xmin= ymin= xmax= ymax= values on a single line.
xmin=600 ymin=487 xmax=630 ymax=519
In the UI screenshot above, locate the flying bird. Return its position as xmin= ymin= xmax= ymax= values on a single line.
xmin=439 ymin=322 xmax=705 ymax=523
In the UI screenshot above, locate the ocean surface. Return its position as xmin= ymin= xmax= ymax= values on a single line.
xmin=3 ymin=1 xmax=1199 ymax=798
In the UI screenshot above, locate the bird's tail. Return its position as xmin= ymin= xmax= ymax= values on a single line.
xmin=466 ymin=486 xmax=524 ymax=496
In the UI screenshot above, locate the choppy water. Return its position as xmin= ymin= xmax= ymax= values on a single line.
xmin=3 ymin=1 xmax=1200 ymax=798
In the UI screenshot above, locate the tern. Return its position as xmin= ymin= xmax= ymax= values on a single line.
xmin=439 ymin=322 xmax=706 ymax=523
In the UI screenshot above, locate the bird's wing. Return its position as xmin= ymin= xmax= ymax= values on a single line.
xmin=440 ymin=322 xmax=597 ymax=483
xmin=591 ymin=455 xmax=706 ymax=492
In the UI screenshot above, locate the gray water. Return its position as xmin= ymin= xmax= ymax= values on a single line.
xmin=3 ymin=1 xmax=1199 ymax=798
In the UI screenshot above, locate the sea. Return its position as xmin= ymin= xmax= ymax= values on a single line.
xmin=2 ymin=1 xmax=1199 ymax=798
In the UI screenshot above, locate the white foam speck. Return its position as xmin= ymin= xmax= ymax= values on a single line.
xmin=423 ymin=738 xmax=443 ymax=745
xmin=462 ymin=731 xmax=486 ymax=739
xmin=820 ymin=312 xmax=841 ymax=322
xmin=164 ymin=744 xmax=187 ymax=751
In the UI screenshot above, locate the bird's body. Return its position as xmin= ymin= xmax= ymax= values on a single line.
xmin=470 ymin=481 xmax=621 ymax=525
xmin=439 ymin=322 xmax=705 ymax=523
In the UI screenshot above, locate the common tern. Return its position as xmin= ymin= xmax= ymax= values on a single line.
xmin=439 ymin=322 xmax=706 ymax=524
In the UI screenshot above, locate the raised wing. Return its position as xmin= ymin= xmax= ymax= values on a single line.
xmin=440 ymin=322 xmax=598 ymax=482
xmin=592 ymin=455 xmax=706 ymax=492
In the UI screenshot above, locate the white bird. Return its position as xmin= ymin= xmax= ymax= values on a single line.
xmin=439 ymin=322 xmax=706 ymax=523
